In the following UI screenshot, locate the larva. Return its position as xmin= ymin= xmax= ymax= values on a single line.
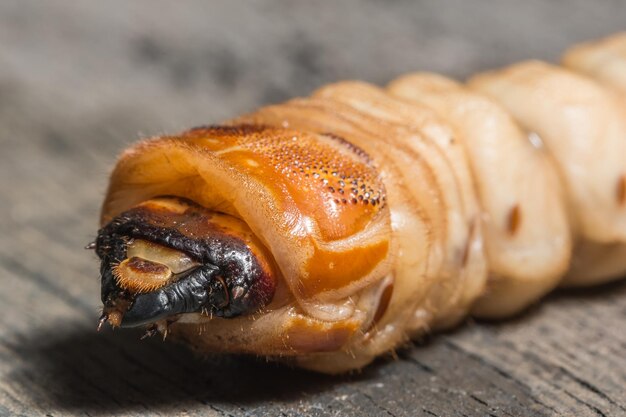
xmin=93 ymin=33 xmax=626 ymax=374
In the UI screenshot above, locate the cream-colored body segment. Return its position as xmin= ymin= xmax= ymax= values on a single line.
xmin=234 ymin=90 xmax=487 ymax=371
xmin=388 ymin=73 xmax=572 ymax=317
xmin=99 ymin=33 xmax=626 ymax=374
xmin=312 ymin=82 xmax=487 ymax=330
xmin=469 ymin=60 xmax=626 ymax=286
xmin=562 ymin=32 xmax=626 ymax=93
xmin=561 ymin=33 xmax=626 ymax=284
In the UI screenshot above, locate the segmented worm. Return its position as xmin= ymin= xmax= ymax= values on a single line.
xmin=93 ymin=33 xmax=626 ymax=373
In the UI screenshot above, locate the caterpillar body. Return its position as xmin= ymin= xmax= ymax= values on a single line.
xmin=94 ymin=33 xmax=626 ymax=373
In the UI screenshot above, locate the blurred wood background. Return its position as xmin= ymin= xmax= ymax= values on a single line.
xmin=0 ymin=1 xmax=625 ymax=416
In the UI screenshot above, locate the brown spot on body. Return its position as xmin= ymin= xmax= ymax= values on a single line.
xmin=461 ymin=217 xmax=479 ymax=267
xmin=366 ymin=281 xmax=394 ymax=333
xmin=617 ymin=175 xmax=626 ymax=206
xmin=507 ymin=204 xmax=521 ymax=235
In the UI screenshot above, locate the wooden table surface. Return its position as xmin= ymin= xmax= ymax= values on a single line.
xmin=1 ymin=1 xmax=625 ymax=416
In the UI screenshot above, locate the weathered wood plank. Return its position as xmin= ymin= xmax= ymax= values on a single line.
xmin=0 ymin=1 xmax=625 ymax=416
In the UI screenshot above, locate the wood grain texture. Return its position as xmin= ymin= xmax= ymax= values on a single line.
xmin=0 ymin=1 xmax=624 ymax=416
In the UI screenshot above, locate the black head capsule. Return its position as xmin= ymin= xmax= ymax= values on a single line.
xmin=95 ymin=197 xmax=278 ymax=329
xmin=119 ymin=263 xmax=223 ymax=327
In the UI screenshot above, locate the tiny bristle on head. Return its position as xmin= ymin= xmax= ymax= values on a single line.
xmin=97 ymin=312 xmax=108 ymax=331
